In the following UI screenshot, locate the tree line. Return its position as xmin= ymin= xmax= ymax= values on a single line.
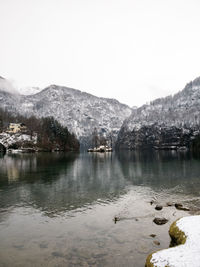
xmin=0 ymin=107 xmax=79 ymax=151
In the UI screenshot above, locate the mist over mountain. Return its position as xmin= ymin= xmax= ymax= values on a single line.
xmin=116 ymin=76 xmax=200 ymax=150
xmin=20 ymin=86 xmax=42 ymax=95
xmin=0 ymin=81 xmax=132 ymax=148
xmin=1 ymin=75 xmax=200 ymax=150
xmin=0 ymin=76 xmax=19 ymax=94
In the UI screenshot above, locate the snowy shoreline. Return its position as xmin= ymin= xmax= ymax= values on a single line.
xmin=146 ymin=215 xmax=200 ymax=267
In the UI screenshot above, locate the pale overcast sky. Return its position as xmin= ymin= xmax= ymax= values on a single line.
xmin=0 ymin=0 xmax=200 ymax=107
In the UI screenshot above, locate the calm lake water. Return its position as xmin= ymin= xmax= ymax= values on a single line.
xmin=0 ymin=151 xmax=200 ymax=267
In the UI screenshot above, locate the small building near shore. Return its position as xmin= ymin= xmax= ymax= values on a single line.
xmin=7 ymin=123 xmax=27 ymax=134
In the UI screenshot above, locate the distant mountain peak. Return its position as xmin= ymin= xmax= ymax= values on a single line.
xmin=116 ymin=75 xmax=200 ymax=149
xmin=0 ymin=79 xmax=132 ymax=148
xmin=183 ymin=76 xmax=200 ymax=92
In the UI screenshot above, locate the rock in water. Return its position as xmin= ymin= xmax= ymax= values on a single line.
xmin=153 ymin=241 xmax=160 ymax=246
xmin=175 ymin=203 xmax=190 ymax=211
xmin=166 ymin=202 xmax=173 ymax=206
xmin=153 ymin=218 xmax=168 ymax=225
xmin=175 ymin=203 xmax=183 ymax=209
xmin=150 ymin=234 xmax=156 ymax=238
xmin=155 ymin=205 xmax=163 ymax=211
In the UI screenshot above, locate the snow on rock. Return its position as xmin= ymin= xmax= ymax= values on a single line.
xmin=146 ymin=215 xmax=200 ymax=267
xmin=0 ymin=133 xmax=37 ymax=148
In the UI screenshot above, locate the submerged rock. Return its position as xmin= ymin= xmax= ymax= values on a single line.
xmin=150 ymin=234 xmax=156 ymax=238
xmin=153 ymin=217 xmax=168 ymax=225
xmin=175 ymin=203 xmax=190 ymax=211
xmin=166 ymin=202 xmax=173 ymax=206
xmin=175 ymin=203 xmax=183 ymax=209
xmin=153 ymin=241 xmax=160 ymax=246
xmin=155 ymin=205 xmax=163 ymax=211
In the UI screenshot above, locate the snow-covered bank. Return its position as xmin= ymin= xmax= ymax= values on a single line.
xmin=0 ymin=132 xmax=37 ymax=148
xmin=146 ymin=215 xmax=200 ymax=267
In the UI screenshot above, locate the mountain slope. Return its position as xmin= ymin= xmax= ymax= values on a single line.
xmin=116 ymin=76 xmax=200 ymax=149
xmin=0 ymin=83 xmax=132 ymax=148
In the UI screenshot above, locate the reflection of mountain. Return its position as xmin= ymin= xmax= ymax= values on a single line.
xmin=0 ymin=152 xmax=127 ymax=216
xmin=1 ymin=151 xmax=200 ymax=218
xmin=116 ymin=150 xmax=200 ymax=195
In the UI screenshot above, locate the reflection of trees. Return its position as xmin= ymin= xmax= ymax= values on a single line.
xmin=2 ymin=151 xmax=200 ymax=219
xmin=30 ymin=152 xmax=127 ymax=215
xmin=116 ymin=150 xmax=200 ymax=195
xmin=0 ymin=152 xmax=127 ymax=216
xmin=0 ymin=153 xmax=78 ymax=211
xmin=0 ymin=152 xmax=5 ymax=158
xmin=0 ymin=153 xmax=78 ymax=184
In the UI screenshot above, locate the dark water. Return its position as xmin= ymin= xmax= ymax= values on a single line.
xmin=0 ymin=151 xmax=200 ymax=266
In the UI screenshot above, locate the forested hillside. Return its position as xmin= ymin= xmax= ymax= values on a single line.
xmin=0 ymin=108 xmax=79 ymax=151
xmin=116 ymin=76 xmax=200 ymax=150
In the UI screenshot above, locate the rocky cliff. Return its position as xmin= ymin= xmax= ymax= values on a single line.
xmin=116 ymin=77 xmax=200 ymax=150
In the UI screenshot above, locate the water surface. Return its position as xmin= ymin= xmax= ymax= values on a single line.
xmin=0 ymin=151 xmax=200 ymax=266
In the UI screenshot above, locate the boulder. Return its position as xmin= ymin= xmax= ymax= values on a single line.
xmin=175 ymin=203 xmax=190 ymax=211
xmin=153 ymin=217 xmax=168 ymax=225
xmin=155 ymin=205 xmax=163 ymax=211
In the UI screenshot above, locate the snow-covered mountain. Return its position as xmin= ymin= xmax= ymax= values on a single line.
xmin=19 ymin=86 xmax=42 ymax=95
xmin=116 ymin=76 xmax=200 ymax=149
xmin=0 ymin=82 xmax=132 ymax=148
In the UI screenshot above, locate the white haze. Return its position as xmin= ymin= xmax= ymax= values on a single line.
xmin=0 ymin=77 xmax=19 ymax=94
xmin=0 ymin=0 xmax=200 ymax=106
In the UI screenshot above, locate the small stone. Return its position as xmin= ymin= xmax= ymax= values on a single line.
xmin=114 ymin=216 xmax=120 ymax=224
xmin=153 ymin=240 xmax=160 ymax=246
xmin=181 ymin=207 xmax=190 ymax=211
xmin=166 ymin=202 xmax=173 ymax=206
xmin=175 ymin=203 xmax=190 ymax=211
xmin=175 ymin=203 xmax=183 ymax=209
xmin=150 ymin=234 xmax=156 ymax=238
xmin=153 ymin=217 xmax=168 ymax=225
xmin=155 ymin=205 xmax=163 ymax=211
xmin=150 ymin=200 xmax=154 ymax=205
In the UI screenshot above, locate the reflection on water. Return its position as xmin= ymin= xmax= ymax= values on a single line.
xmin=117 ymin=150 xmax=200 ymax=195
xmin=0 ymin=152 xmax=128 ymax=215
xmin=0 ymin=151 xmax=200 ymax=267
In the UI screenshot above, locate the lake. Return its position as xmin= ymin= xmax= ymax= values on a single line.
xmin=0 ymin=151 xmax=200 ymax=267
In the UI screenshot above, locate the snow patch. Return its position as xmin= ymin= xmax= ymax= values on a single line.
xmin=150 ymin=215 xmax=200 ymax=267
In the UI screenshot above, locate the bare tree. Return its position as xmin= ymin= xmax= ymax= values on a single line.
xmin=92 ymin=127 xmax=99 ymax=147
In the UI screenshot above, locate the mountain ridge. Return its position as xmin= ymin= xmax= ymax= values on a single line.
xmin=116 ymin=76 xmax=200 ymax=150
xmin=0 ymin=80 xmax=132 ymax=148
